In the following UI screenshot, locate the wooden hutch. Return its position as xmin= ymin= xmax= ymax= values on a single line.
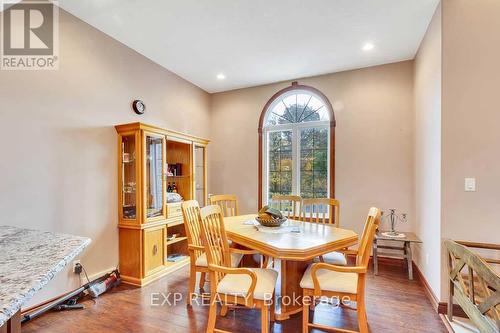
xmin=115 ymin=122 xmax=208 ymax=286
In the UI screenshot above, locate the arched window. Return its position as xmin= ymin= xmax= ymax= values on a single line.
xmin=258 ymin=82 xmax=335 ymax=207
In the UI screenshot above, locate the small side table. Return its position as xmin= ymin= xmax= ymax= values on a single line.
xmin=373 ymin=231 xmax=422 ymax=280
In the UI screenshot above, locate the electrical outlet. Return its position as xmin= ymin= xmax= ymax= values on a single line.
xmin=73 ymin=260 xmax=81 ymax=274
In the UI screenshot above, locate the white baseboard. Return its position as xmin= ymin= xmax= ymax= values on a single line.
xmin=85 ymin=266 xmax=118 ymax=282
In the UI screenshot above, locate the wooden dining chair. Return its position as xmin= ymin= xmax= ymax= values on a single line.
xmin=181 ymin=200 xmax=244 ymax=306
xmin=301 ymin=198 xmax=340 ymax=226
xmin=300 ymin=207 xmax=381 ymax=333
xmin=301 ymin=198 xmax=346 ymax=266
xmin=210 ymin=194 xmax=239 ymax=217
xmin=271 ymin=195 xmax=302 ymax=219
xmin=199 ymin=205 xmax=278 ymax=333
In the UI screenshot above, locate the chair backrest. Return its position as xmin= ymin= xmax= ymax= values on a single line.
xmin=271 ymin=195 xmax=302 ymax=219
xmin=181 ymin=200 xmax=204 ymax=260
xmin=445 ymin=240 xmax=500 ymax=333
xmin=199 ymin=205 xmax=232 ymax=283
xmin=356 ymin=207 xmax=381 ymax=267
xmin=301 ymin=198 xmax=340 ymax=227
xmin=209 ymin=194 xmax=239 ymax=217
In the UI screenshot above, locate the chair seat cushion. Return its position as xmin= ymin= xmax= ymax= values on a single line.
xmin=314 ymin=251 xmax=347 ymax=266
xmin=195 ymin=252 xmax=243 ymax=268
xmin=217 ymin=268 xmax=278 ymax=300
xmin=300 ymin=264 xmax=358 ymax=294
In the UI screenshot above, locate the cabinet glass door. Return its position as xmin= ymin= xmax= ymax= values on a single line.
xmin=145 ymin=134 xmax=165 ymax=219
xmin=194 ymin=145 xmax=206 ymax=206
xmin=121 ymin=134 xmax=137 ymax=220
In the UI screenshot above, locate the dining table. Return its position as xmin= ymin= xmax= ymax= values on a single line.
xmin=224 ymin=214 xmax=358 ymax=321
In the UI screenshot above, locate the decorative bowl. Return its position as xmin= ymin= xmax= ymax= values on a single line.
xmin=255 ymin=217 xmax=287 ymax=227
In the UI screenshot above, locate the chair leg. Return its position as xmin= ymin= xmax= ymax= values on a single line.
xmin=261 ymin=305 xmax=269 ymax=333
xmin=262 ymin=255 xmax=269 ymax=268
xmin=206 ymin=294 xmax=217 ymax=333
xmin=188 ymin=265 xmax=196 ymax=306
xmin=270 ymin=293 xmax=275 ymax=322
xmin=302 ymin=294 xmax=309 ymax=333
xmin=357 ymin=299 xmax=368 ymax=333
xmin=220 ymin=304 xmax=228 ymax=317
xmin=309 ymin=296 xmax=316 ymax=311
xmin=199 ymin=272 xmax=207 ymax=291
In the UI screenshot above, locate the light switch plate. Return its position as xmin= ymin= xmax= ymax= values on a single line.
xmin=465 ymin=178 xmax=476 ymax=192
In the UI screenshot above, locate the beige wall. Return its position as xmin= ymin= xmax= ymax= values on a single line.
xmin=0 ymin=9 xmax=211 ymax=305
xmin=441 ymin=0 xmax=500 ymax=298
xmin=8 ymin=0 xmax=500 ymax=310
xmin=210 ymin=61 xmax=415 ymax=236
xmin=413 ymin=4 xmax=442 ymax=300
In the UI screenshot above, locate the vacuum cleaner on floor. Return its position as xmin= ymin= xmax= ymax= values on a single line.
xmin=21 ymin=269 xmax=121 ymax=324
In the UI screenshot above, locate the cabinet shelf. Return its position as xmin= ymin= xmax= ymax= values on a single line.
xmin=166 ymin=236 xmax=187 ymax=246
xmin=168 ymin=220 xmax=184 ymax=227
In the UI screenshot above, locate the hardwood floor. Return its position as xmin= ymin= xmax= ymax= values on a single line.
xmin=23 ymin=261 xmax=446 ymax=333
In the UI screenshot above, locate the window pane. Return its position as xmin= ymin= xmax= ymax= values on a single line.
xmin=314 ymin=128 xmax=328 ymax=149
xmin=314 ymin=171 xmax=328 ymax=194
xmin=269 ymin=151 xmax=279 ymax=171
xmin=266 ymin=113 xmax=280 ymax=126
xmin=281 ymin=131 xmax=292 ymax=149
xmin=280 ymin=150 xmax=292 ymax=172
xmin=280 ymin=171 xmax=292 ymax=193
xmin=300 ymin=171 xmax=313 ymax=194
xmin=268 ymin=130 xmax=293 ymax=202
xmin=300 ymin=128 xmax=314 ymax=149
xmin=269 ymin=132 xmax=281 ymax=151
xmin=269 ymin=172 xmax=279 ymax=193
xmin=270 ymin=103 xmax=292 ymax=124
xmin=313 ymin=149 xmax=328 ymax=171
xmin=300 ymin=149 xmax=313 ymax=171
xmin=300 ymin=128 xmax=328 ymax=198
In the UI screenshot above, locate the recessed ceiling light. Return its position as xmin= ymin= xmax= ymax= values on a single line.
xmin=216 ymin=73 xmax=226 ymax=80
xmin=362 ymin=42 xmax=375 ymax=51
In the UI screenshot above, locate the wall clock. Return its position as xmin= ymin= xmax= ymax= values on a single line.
xmin=132 ymin=100 xmax=146 ymax=115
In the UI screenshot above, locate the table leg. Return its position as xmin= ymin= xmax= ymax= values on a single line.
xmin=275 ymin=259 xmax=309 ymax=321
xmin=403 ymin=243 xmax=407 ymax=269
xmin=373 ymin=239 xmax=378 ymax=275
xmin=405 ymin=241 xmax=413 ymax=280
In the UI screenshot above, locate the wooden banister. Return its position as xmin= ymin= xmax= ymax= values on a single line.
xmin=445 ymin=240 xmax=500 ymax=333
xmin=455 ymin=241 xmax=500 ymax=265
xmin=455 ymin=241 xmax=500 ymax=251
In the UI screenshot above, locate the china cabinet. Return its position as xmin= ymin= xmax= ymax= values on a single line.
xmin=115 ymin=122 xmax=209 ymax=286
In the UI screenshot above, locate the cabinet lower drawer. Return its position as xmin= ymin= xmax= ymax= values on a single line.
xmin=143 ymin=226 xmax=165 ymax=276
xmin=167 ymin=203 xmax=182 ymax=219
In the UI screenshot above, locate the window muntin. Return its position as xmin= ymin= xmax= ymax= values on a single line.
xmin=265 ymin=91 xmax=330 ymax=126
xmin=263 ymin=89 xmax=331 ymax=205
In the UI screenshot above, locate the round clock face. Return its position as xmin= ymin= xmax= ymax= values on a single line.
xmin=133 ymin=100 xmax=145 ymax=114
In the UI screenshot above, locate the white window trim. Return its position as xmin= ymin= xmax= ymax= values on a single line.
xmin=262 ymin=121 xmax=330 ymax=206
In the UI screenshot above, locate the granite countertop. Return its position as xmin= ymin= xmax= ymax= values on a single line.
xmin=0 ymin=226 xmax=91 ymax=327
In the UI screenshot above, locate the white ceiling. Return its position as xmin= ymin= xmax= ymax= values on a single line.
xmin=57 ymin=0 xmax=439 ymax=93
